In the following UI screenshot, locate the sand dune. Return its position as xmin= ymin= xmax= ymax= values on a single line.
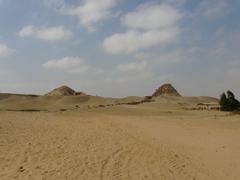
xmin=0 ymin=84 xmax=218 ymax=112
xmin=0 ymin=92 xmax=217 ymax=111
xmin=0 ymin=91 xmax=145 ymax=111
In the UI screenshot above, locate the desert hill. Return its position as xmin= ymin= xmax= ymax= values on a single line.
xmin=0 ymin=84 xmax=218 ymax=111
xmin=0 ymin=86 xmax=143 ymax=111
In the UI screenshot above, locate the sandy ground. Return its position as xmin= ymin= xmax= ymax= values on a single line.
xmin=0 ymin=105 xmax=240 ymax=180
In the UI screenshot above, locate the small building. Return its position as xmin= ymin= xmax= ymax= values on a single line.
xmin=196 ymin=103 xmax=220 ymax=111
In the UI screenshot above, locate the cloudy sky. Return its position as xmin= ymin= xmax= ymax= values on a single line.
xmin=0 ymin=0 xmax=239 ymax=98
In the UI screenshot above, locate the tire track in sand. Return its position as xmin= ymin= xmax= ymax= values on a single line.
xmin=97 ymin=119 xmax=212 ymax=180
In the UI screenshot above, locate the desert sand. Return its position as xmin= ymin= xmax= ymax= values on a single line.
xmin=0 ymin=93 xmax=240 ymax=180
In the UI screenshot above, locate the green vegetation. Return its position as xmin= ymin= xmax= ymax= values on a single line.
xmin=220 ymin=91 xmax=240 ymax=111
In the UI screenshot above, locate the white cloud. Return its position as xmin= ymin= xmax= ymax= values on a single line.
xmin=59 ymin=0 xmax=119 ymax=32
xmin=19 ymin=25 xmax=34 ymax=37
xmin=104 ymin=3 xmax=182 ymax=54
xmin=103 ymin=28 xmax=179 ymax=54
xmin=43 ymin=56 xmax=89 ymax=73
xmin=117 ymin=61 xmax=147 ymax=72
xmin=0 ymin=43 xmax=12 ymax=58
xmin=121 ymin=3 xmax=182 ymax=30
xmin=19 ymin=25 xmax=72 ymax=42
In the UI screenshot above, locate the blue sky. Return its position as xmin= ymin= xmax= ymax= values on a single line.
xmin=0 ymin=0 xmax=239 ymax=98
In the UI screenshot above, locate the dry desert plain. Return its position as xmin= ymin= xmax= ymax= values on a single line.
xmin=0 ymin=94 xmax=240 ymax=180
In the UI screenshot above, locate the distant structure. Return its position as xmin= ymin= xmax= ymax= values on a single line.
xmin=46 ymin=86 xmax=76 ymax=96
xmin=195 ymin=103 xmax=220 ymax=111
xmin=152 ymin=83 xmax=181 ymax=97
xmin=46 ymin=86 xmax=85 ymax=96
